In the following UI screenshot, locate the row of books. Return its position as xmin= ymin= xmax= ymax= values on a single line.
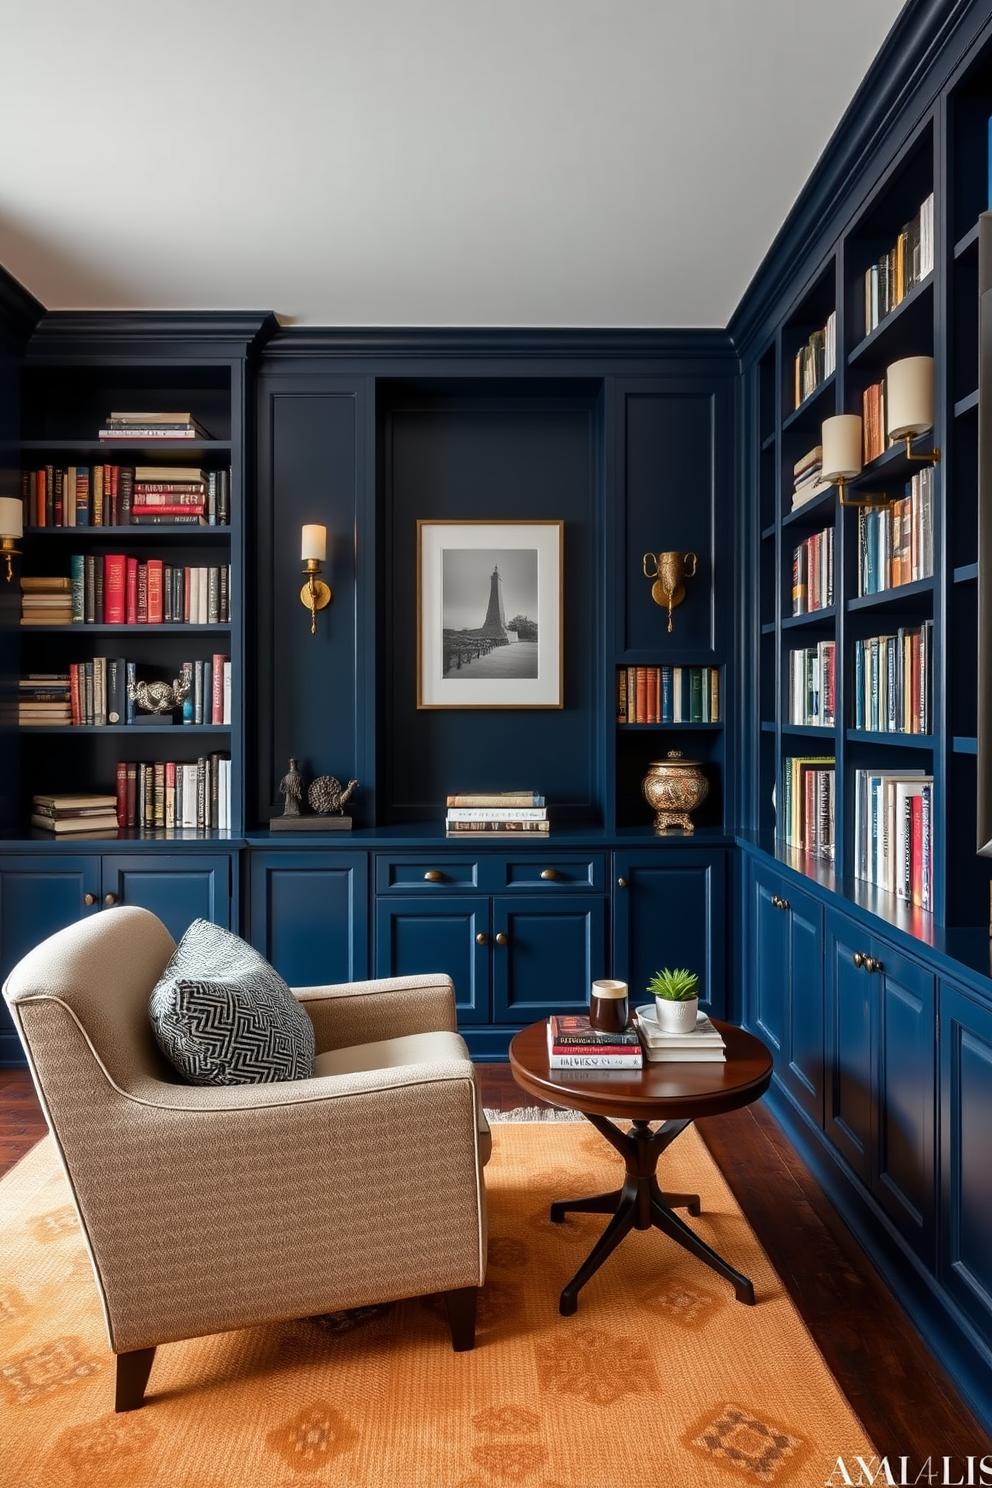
xmin=853 ymin=769 xmax=933 ymax=909
xmin=616 ymin=666 xmax=720 ymax=724
xmin=852 ymin=623 xmax=932 ymax=735
xmin=21 ymin=561 xmax=231 ymax=627
xmin=21 ymin=465 xmax=230 ymax=528
xmin=546 ymin=1012 xmax=726 ymax=1068
xmin=788 ymin=641 xmax=836 ymax=728
xmin=791 ymin=526 xmax=834 ymax=615
xmin=444 ymin=790 xmax=548 ymax=837
xmin=791 ymin=445 xmax=825 ymax=510
xmin=863 ymin=192 xmax=934 ymax=336
xmin=856 ymin=467 xmax=934 ymax=596
xmin=114 ymin=755 xmax=233 ymax=831
xmin=793 ymin=311 xmax=837 ymax=409
xmin=780 ymin=756 xmax=836 ymax=860
xmin=19 ymin=657 xmax=231 ymax=728
xmin=97 ymin=411 xmax=212 ymax=441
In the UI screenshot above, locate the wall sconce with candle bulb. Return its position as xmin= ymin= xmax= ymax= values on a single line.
xmin=0 ymin=497 xmax=23 ymax=583
xmin=300 ymin=524 xmax=332 ymax=634
xmin=819 ymin=355 xmax=940 ymax=509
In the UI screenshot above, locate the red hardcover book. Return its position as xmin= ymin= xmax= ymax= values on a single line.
xmin=635 ymin=666 xmax=648 ymax=724
xmin=125 ymin=761 xmax=137 ymax=828
xmin=146 ymin=559 xmax=164 ymax=624
xmin=136 ymin=562 xmax=148 ymax=624
xmin=130 ymin=503 xmax=207 ymax=516
xmin=911 ymin=793 xmax=924 ymax=908
xmin=645 ymin=667 xmax=659 ymax=724
xmin=103 ymin=554 xmax=127 ymax=625
xmin=35 ymin=469 xmax=46 ymax=528
xmin=115 ymin=761 xmax=128 ymax=828
xmin=125 ymin=558 xmax=139 ymax=625
xmin=211 ymin=653 xmax=226 ymax=725
xmin=68 ymin=663 xmax=81 ymax=726
xmin=109 ymin=465 xmax=119 ymax=526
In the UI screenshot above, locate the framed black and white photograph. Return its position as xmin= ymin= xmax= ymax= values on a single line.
xmin=417 ymin=519 xmax=563 ymax=709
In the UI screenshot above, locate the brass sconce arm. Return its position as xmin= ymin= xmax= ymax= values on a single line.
xmin=300 ymin=561 xmax=332 ymax=635
xmin=643 ymin=550 xmax=697 ymax=633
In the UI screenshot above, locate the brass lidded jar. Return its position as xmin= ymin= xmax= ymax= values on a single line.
xmin=641 ymin=751 xmax=709 ymax=833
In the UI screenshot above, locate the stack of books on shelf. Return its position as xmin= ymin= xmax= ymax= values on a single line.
xmin=853 ymin=768 xmax=933 ymax=908
xmin=633 ymin=1005 xmax=726 ymax=1063
xmin=791 ymin=527 xmax=834 ymax=614
xmin=59 ymin=655 xmax=231 ymax=728
xmin=616 ymin=665 xmax=720 ymax=724
xmin=793 ymin=312 xmax=836 ymax=408
xmin=20 ymin=577 xmax=72 ymax=626
xmin=856 ymin=468 xmax=934 ymax=595
xmin=852 ymin=623 xmax=932 ymax=734
xmin=780 ymin=756 xmax=835 ymax=860
xmin=115 ymin=754 xmax=232 ymax=830
xmin=30 ymin=792 xmax=119 ymax=835
xmin=21 ymin=465 xmax=230 ymax=527
xmin=546 ymin=1014 xmax=643 ymax=1070
xmin=792 ymin=447 xmax=826 ymax=509
xmin=98 ymin=411 xmax=211 ymax=441
xmin=863 ymin=192 xmax=934 ymax=335
xmin=18 ymin=674 xmax=71 ymax=726
xmin=445 ymin=791 xmax=548 ymax=836
xmin=788 ymin=641 xmax=836 ymax=726
xmin=862 ymin=381 xmax=888 ymax=464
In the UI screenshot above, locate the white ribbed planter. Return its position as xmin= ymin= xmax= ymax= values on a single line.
xmin=652 ymin=997 xmax=699 ymax=1033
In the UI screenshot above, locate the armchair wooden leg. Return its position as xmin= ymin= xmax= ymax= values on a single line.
xmin=115 ymin=1346 xmax=156 ymax=1411
xmin=443 ymin=1287 xmax=478 ymax=1352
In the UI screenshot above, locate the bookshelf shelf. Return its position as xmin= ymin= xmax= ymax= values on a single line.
xmin=782 ymin=489 xmax=835 ymax=529
xmin=782 ymin=373 xmax=835 ymax=432
xmin=954 ymin=222 xmax=980 ymax=258
xmin=846 ymin=730 xmax=935 ymax=749
xmin=953 ymin=736 xmax=979 ymax=755
xmin=847 ymin=273 xmax=934 ymax=366
xmin=781 ymin=607 xmax=837 ymax=629
xmin=19 ymin=439 xmax=230 ymax=456
xmin=954 ymin=389 xmax=979 ymax=417
xmin=18 ymin=725 xmax=231 ymax=736
xmin=954 ymin=563 xmax=979 ymax=584
xmin=846 ymin=578 xmax=935 ymax=613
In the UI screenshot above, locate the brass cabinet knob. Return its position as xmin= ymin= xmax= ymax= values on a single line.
xmin=104 ymin=893 xmax=117 ymax=906
xmin=865 ymin=956 xmax=883 ymax=974
xmin=771 ymin=895 xmax=790 ymax=911
xmin=540 ymin=868 xmax=561 ymax=881
xmin=476 ymin=932 xmax=488 ymax=946
xmin=853 ymin=952 xmax=865 ymax=969
xmin=84 ymin=893 xmax=96 ymax=907
xmin=617 ymin=877 xmax=627 ymax=889
xmin=424 ymin=870 xmax=444 ymax=883
xmin=495 ymin=932 xmax=508 ymax=946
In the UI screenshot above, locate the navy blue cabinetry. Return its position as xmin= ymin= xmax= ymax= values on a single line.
xmin=939 ymin=980 xmax=992 ymax=1355
xmin=612 ymin=848 xmax=726 ymax=1016
xmin=748 ymin=859 xmax=824 ymax=1126
xmin=248 ymin=852 xmax=368 ymax=987
xmin=0 ymin=850 xmax=234 ymax=1064
xmin=825 ymin=910 xmax=935 ymax=1263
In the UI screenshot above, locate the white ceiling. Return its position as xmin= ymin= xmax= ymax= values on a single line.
xmin=0 ymin=0 xmax=906 ymax=329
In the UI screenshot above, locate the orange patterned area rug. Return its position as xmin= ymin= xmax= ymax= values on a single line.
xmin=2 ymin=1123 xmax=875 ymax=1488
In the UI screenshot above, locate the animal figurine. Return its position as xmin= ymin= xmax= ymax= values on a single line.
xmin=127 ymin=676 xmax=191 ymax=714
xmin=308 ymin=776 xmax=359 ymax=815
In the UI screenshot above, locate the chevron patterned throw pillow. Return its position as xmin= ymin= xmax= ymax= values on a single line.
xmin=150 ymin=919 xmax=316 ymax=1085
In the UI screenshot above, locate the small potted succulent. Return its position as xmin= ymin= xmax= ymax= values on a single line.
xmin=646 ymin=967 xmax=700 ymax=1033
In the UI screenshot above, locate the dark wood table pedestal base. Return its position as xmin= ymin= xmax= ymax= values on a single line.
xmin=550 ymin=1114 xmax=756 ymax=1315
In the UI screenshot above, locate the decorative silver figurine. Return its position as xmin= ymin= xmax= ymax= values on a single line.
xmin=127 ymin=676 xmax=191 ymax=714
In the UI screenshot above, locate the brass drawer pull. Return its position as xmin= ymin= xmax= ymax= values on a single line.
xmin=476 ymin=932 xmax=488 ymax=946
xmin=84 ymin=893 xmax=96 ymax=907
xmin=423 ymin=870 xmax=444 ymax=883
xmin=540 ymin=868 xmax=562 ymax=881
xmin=771 ymin=894 xmax=790 ymax=911
xmin=853 ymin=952 xmax=865 ymax=969
xmin=865 ymin=956 xmax=883 ymax=975
xmin=617 ymin=877 xmax=627 ymax=889
xmin=495 ymin=932 xmax=508 ymax=946
xmin=104 ymin=893 xmax=117 ymax=906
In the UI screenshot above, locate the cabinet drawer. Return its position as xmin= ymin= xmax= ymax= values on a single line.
xmin=500 ymin=854 xmax=605 ymax=891
xmin=375 ymin=855 xmax=480 ymax=892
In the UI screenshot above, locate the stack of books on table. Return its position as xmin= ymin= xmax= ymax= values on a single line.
xmin=98 ymin=411 xmax=211 ymax=441
xmin=633 ymin=1005 xmax=726 ymax=1062
xmin=30 ymin=793 xmax=120 ymax=835
xmin=445 ymin=791 xmax=548 ymax=837
xmin=547 ymin=1015 xmax=643 ymax=1070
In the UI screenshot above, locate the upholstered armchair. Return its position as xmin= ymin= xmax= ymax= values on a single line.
xmin=2 ymin=906 xmax=490 ymax=1410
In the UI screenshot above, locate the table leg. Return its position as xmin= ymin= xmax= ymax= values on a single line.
xmin=558 ymin=1181 xmax=638 ymax=1316
xmin=650 ymin=1193 xmax=755 ymax=1305
xmin=550 ymin=1188 xmax=622 ymax=1221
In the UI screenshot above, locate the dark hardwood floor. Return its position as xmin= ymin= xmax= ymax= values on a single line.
xmin=3 ymin=1064 xmax=988 ymax=1459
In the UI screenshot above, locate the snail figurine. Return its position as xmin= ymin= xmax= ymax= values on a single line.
xmin=308 ymin=776 xmax=359 ymax=815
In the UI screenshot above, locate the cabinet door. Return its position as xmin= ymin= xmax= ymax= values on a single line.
xmin=374 ymin=896 xmax=489 ymax=1024
xmin=0 ymin=857 xmax=100 ymax=1065
xmin=102 ymin=855 xmax=233 ymax=940
xmin=491 ymin=894 xmax=606 ymax=1024
xmin=613 ymin=850 xmax=726 ymax=1015
xmin=939 ymin=982 xmax=992 ymax=1351
xmin=250 ymin=852 xmax=369 ymax=987
xmin=824 ymin=910 xmax=873 ymax=1183
xmin=874 ymin=940 xmax=935 ymax=1262
xmin=784 ymin=884 xmax=824 ymax=1128
xmin=749 ymin=860 xmax=790 ymax=1057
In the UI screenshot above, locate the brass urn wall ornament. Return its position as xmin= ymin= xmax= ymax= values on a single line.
xmin=641 ymin=751 xmax=709 ymax=833
xmin=642 ymin=550 xmax=697 ymax=632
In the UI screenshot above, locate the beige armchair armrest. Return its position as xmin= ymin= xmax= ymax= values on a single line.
xmin=293 ymin=973 xmax=458 ymax=1052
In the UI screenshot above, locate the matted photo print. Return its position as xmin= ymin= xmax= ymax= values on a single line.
xmin=417 ymin=519 xmax=563 ymax=708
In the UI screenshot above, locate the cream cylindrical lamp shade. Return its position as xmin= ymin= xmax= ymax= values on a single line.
xmin=0 ymin=497 xmax=24 ymax=539
xmin=301 ymin=524 xmax=327 ymax=562
xmin=821 ymin=414 xmax=863 ymax=482
xmin=886 ymin=355 xmax=934 ymax=439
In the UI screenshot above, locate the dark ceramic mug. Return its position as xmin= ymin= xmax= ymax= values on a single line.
xmin=589 ymin=979 xmax=629 ymax=1034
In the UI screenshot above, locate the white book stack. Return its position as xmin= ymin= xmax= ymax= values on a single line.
xmin=634 ymin=1005 xmax=727 ymax=1062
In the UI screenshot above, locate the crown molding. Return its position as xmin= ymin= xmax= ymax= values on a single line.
xmin=25 ymin=310 xmax=279 ymax=362
xmin=0 ymin=266 xmax=44 ymax=350
xmin=729 ymin=0 xmax=982 ymax=359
